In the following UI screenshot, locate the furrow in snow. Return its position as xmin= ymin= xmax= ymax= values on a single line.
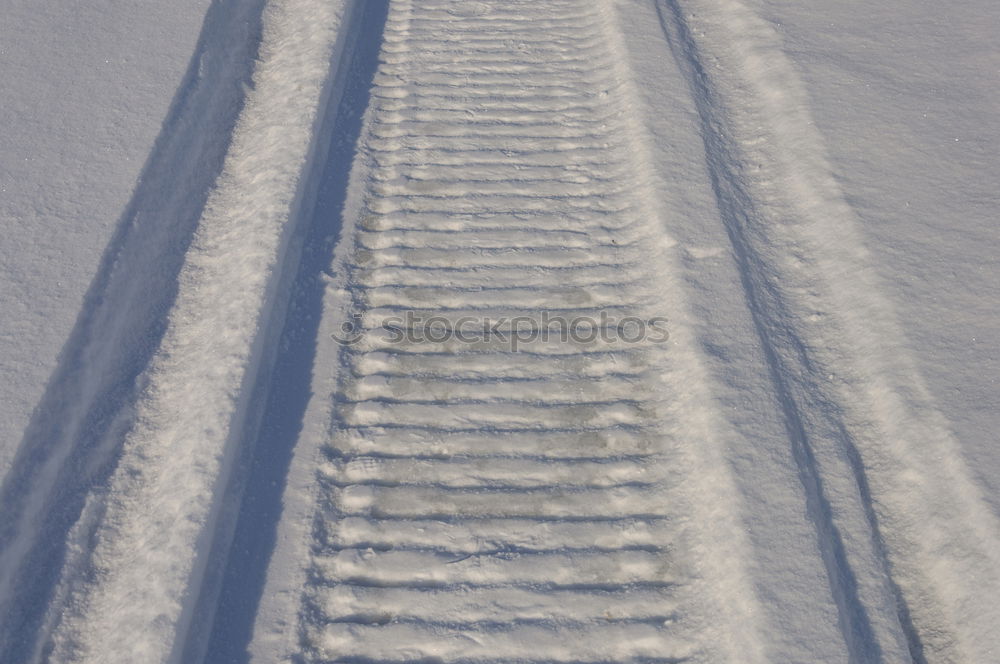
xmin=23 ymin=0 xmax=362 ymax=662
xmin=655 ymin=0 xmax=1000 ymax=661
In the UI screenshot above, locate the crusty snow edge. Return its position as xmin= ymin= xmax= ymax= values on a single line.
xmin=41 ymin=0 xmax=352 ymax=661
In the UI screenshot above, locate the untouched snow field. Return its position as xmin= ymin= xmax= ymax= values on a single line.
xmin=1 ymin=0 xmax=997 ymax=662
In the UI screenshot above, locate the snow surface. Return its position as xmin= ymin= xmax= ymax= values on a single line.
xmin=751 ymin=0 xmax=1000 ymax=508
xmin=1 ymin=0 xmax=997 ymax=662
xmin=0 ymin=0 xmax=212 ymax=487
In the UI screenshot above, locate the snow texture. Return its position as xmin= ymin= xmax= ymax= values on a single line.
xmin=0 ymin=0 xmax=997 ymax=662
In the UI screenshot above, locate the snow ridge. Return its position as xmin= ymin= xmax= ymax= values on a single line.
xmin=23 ymin=0 xmax=354 ymax=661
xmin=0 ymin=0 xmax=268 ymax=657
xmin=656 ymin=0 xmax=1000 ymax=660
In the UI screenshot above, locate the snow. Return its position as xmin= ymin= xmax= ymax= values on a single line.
xmin=1 ymin=0 xmax=998 ymax=661
xmin=750 ymin=0 xmax=1000 ymax=508
xmin=0 ymin=0 xmax=212 ymax=486
xmin=31 ymin=0 xmax=357 ymax=661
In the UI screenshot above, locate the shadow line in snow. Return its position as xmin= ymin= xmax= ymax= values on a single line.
xmin=197 ymin=1 xmax=390 ymax=662
xmin=0 ymin=0 xmax=269 ymax=659
xmin=653 ymin=1 xmax=920 ymax=662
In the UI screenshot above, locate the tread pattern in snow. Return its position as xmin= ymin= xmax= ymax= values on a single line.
xmin=298 ymin=0 xmax=704 ymax=661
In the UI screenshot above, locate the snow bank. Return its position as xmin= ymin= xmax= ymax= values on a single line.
xmin=34 ymin=0 xmax=356 ymax=661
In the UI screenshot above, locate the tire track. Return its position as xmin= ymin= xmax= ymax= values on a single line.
xmin=270 ymin=0 xmax=763 ymax=661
